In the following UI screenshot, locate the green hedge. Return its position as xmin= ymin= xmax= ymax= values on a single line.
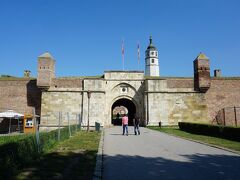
xmin=178 ymin=122 xmax=240 ymax=142
xmin=0 ymin=125 xmax=80 ymax=178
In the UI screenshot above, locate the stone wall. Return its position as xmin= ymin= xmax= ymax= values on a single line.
xmin=147 ymin=92 xmax=207 ymax=125
xmin=81 ymin=91 xmax=106 ymax=126
xmin=41 ymin=91 xmax=83 ymax=126
xmin=205 ymin=78 xmax=240 ymax=123
xmin=41 ymin=78 xmax=107 ymax=128
xmin=104 ymin=71 xmax=144 ymax=80
xmin=81 ymin=79 xmax=106 ymax=126
xmin=0 ymin=78 xmax=41 ymax=115
xmin=167 ymin=79 xmax=193 ymax=88
xmin=146 ymin=78 xmax=208 ymax=125
xmin=52 ymin=78 xmax=83 ymax=88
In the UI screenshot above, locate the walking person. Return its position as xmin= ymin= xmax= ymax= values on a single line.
xmin=133 ymin=116 xmax=140 ymax=135
xmin=122 ymin=114 xmax=128 ymax=136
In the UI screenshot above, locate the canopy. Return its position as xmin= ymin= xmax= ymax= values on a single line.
xmin=0 ymin=110 xmax=24 ymax=118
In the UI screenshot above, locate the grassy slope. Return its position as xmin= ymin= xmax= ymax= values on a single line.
xmin=15 ymin=131 xmax=101 ymax=180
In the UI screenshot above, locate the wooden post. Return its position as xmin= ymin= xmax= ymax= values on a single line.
xmin=68 ymin=112 xmax=71 ymax=137
xmin=87 ymin=91 xmax=91 ymax=132
xmin=234 ymin=106 xmax=237 ymax=127
xmin=58 ymin=112 xmax=61 ymax=141
xmin=8 ymin=118 xmax=11 ymax=134
xmin=223 ymin=108 xmax=226 ymax=126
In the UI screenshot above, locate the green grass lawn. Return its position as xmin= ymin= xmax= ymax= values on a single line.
xmin=148 ymin=126 xmax=240 ymax=152
xmin=15 ymin=131 xmax=101 ymax=180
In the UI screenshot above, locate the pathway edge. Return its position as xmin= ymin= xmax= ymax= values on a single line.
xmin=93 ymin=129 xmax=104 ymax=180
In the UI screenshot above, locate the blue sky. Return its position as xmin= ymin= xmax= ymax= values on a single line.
xmin=0 ymin=0 xmax=240 ymax=77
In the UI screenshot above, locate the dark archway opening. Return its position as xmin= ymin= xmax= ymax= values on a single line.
xmin=111 ymin=98 xmax=136 ymax=126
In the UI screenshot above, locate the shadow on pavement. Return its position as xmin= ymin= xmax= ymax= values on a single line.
xmin=103 ymin=153 xmax=240 ymax=180
xmin=110 ymin=133 xmax=137 ymax=136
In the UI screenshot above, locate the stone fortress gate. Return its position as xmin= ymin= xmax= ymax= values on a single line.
xmin=36 ymin=36 xmax=240 ymax=128
xmin=1 ymin=37 xmax=239 ymax=129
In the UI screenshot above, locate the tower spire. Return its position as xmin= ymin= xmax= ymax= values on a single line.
xmin=149 ymin=35 xmax=153 ymax=45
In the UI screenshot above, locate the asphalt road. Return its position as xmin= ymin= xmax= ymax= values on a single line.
xmin=103 ymin=126 xmax=240 ymax=180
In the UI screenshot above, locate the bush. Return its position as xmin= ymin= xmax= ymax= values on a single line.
xmin=178 ymin=122 xmax=240 ymax=142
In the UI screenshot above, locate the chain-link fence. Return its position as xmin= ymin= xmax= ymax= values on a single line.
xmin=39 ymin=111 xmax=82 ymax=132
xmin=0 ymin=107 xmax=84 ymax=134
xmin=0 ymin=107 xmax=103 ymax=179
xmin=0 ymin=109 xmax=84 ymax=177
xmin=0 ymin=108 xmax=84 ymax=154
xmin=0 ymin=109 xmax=85 ymax=153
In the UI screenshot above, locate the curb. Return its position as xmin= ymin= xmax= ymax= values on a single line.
xmin=93 ymin=129 xmax=104 ymax=180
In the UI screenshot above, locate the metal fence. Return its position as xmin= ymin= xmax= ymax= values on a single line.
xmin=214 ymin=106 xmax=240 ymax=127
xmin=39 ymin=112 xmax=83 ymax=132
xmin=0 ymin=107 xmax=83 ymax=135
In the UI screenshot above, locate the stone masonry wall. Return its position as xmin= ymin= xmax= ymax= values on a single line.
xmin=146 ymin=79 xmax=208 ymax=126
xmin=205 ymin=78 xmax=240 ymax=124
xmin=82 ymin=92 xmax=106 ymax=126
xmin=82 ymin=79 xmax=106 ymax=126
xmin=40 ymin=77 xmax=84 ymax=128
xmin=41 ymin=91 xmax=83 ymax=127
xmin=0 ymin=78 xmax=41 ymax=115
xmin=167 ymin=79 xmax=193 ymax=88
xmin=52 ymin=78 xmax=83 ymax=88
xmin=147 ymin=92 xmax=207 ymax=126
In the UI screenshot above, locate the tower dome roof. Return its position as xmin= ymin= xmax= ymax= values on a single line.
xmin=195 ymin=52 xmax=209 ymax=60
xmin=147 ymin=36 xmax=157 ymax=51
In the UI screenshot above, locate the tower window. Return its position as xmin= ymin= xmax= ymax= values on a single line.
xmin=156 ymin=52 xmax=158 ymax=56
xmin=152 ymin=59 xmax=154 ymax=63
xmin=151 ymin=52 xmax=154 ymax=55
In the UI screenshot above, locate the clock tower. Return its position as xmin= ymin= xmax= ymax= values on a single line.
xmin=145 ymin=36 xmax=160 ymax=77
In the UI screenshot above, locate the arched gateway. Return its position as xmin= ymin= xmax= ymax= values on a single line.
xmin=111 ymin=98 xmax=136 ymax=126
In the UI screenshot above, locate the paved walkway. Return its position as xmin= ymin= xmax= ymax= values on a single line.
xmin=103 ymin=126 xmax=240 ymax=180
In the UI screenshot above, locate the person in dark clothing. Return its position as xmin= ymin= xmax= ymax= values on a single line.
xmin=133 ymin=116 xmax=140 ymax=135
xmin=116 ymin=113 xmax=120 ymax=125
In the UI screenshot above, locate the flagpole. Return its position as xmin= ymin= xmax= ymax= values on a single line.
xmin=137 ymin=41 xmax=140 ymax=71
xmin=123 ymin=52 xmax=124 ymax=71
xmin=122 ymin=39 xmax=125 ymax=71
